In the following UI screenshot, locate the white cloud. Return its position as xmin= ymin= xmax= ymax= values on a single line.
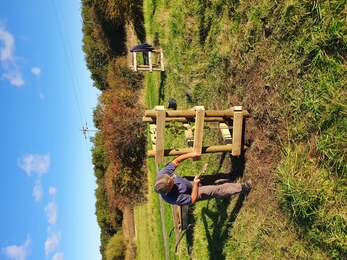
xmin=31 ymin=67 xmax=40 ymax=77
xmin=49 ymin=186 xmax=57 ymax=195
xmin=0 ymin=23 xmax=14 ymax=62
xmin=0 ymin=23 xmax=24 ymax=87
xmin=32 ymin=179 xmax=44 ymax=202
xmin=52 ymin=253 xmax=64 ymax=260
xmin=45 ymin=232 xmax=61 ymax=257
xmin=17 ymin=154 xmax=50 ymax=177
xmin=45 ymin=201 xmax=58 ymax=225
xmin=2 ymin=70 xmax=24 ymax=86
xmin=2 ymin=235 xmax=32 ymax=260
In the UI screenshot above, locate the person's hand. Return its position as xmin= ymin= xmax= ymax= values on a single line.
xmin=193 ymin=175 xmax=201 ymax=184
xmin=190 ymin=151 xmax=201 ymax=158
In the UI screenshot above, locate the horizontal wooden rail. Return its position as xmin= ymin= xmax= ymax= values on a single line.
xmin=144 ymin=110 xmax=250 ymax=118
xmin=147 ymin=145 xmax=248 ymax=157
xmin=142 ymin=117 xmax=233 ymax=123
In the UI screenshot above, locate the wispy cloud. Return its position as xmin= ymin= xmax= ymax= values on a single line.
xmin=31 ymin=67 xmax=40 ymax=77
xmin=2 ymin=235 xmax=32 ymax=260
xmin=17 ymin=154 xmax=50 ymax=177
xmin=32 ymin=179 xmax=44 ymax=202
xmin=45 ymin=201 xmax=58 ymax=226
xmin=45 ymin=232 xmax=61 ymax=257
xmin=31 ymin=67 xmax=44 ymax=98
xmin=0 ymin=22 xmax=24 ymax=87
xmin=49 ymin=186 xmax=57 ymax=195
xmin=52 ymin=252 xmax=64 ymax=260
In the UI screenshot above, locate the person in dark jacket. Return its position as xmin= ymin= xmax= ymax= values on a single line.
xmin=154 ymin=152 xmax=252 ymax=206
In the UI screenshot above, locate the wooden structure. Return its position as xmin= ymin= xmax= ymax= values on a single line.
xmin=144 ymin=105 xmax=249 ymax=163
xmin=130 ymin=50 xmax=164 ymax=72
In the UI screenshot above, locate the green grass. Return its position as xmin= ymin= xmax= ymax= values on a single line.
xmin=135 ymin=0 xmax=347 ymax=259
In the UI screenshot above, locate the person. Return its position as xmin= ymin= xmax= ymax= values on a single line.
xmin=154 ymin=152 xmax=252 ymax=206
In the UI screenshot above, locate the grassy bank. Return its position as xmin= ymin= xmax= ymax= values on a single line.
xmin=135 ymin=0 xmax=347 ymax=259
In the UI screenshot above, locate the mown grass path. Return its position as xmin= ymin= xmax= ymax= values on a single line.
xmin=156 ymin=163 xmax=169 ymax=260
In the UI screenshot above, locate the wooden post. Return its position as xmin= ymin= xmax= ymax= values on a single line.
xmin=155 ymin=106 xmax=166 ymax=163
xmin=132 ymin=52 xmax=137 ymax=71
xmin=193 ymin=106 xmax=205 ymax=160
xmin=148 ymin=51 xmax=153 ymax=72
xmin=232 ymin=107 xmax=243 ymax=156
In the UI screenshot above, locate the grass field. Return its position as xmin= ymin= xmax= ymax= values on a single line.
xmin=135 ymin=0 xmax=347 ymax=259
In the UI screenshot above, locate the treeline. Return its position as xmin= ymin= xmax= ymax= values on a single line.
xmin=81 ymin=0 xmax=147 ymax=259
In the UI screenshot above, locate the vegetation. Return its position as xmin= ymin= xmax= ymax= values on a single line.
xmin=105 ymin=230 xmax=126 ymax=260
xmin=80 ymin=0 xmax=347 ymax=259
xmin=136 ymin=0 xmax=347 ymax=259
xmin=81 ymin=0 xmax=147 ymax=258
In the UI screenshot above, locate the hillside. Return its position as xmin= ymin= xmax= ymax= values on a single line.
xmin=135 ymin=0 xmax=347 ymax=259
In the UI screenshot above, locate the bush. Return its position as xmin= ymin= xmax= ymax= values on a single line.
xmin=105 ymin=230 xmax=125 ymax=260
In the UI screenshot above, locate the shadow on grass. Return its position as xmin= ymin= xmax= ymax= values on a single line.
xmin=158 ymin=71 xmax=167 ymax=105
xmin=184 ymin=195 xmax=245 ymax=259
xmin=185 ymin=206 xmax=197 ymax=255
xmin=203 ymin=195 xmax=245 ymax=260
xmin=131 ymin=1 xmax=147 ymax=43
xmin=183 ymin=151 xmax=247 ymax=257
xmin=198 ymin=0 xmax=213 ymax=46
xmin=217 ymin=151 xmax=246 ymax=182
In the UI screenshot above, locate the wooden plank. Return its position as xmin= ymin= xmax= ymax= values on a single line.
xmin=160 ymin=51 xmax=165 ymax=71
xmin=135 ymin=65 xmax=162 ymax=68
xmin=136 ymin=67 xmax=163 ymax=71
xmin=142 ymin=116 xmax=231 ymax=123
xmin=148 ymin=51 xmax=153 ymax=72
xmin=193 ymin=106 xmax=205 ymax=160
xmin=219 ymin=123 xmax=232 ymax=144
xmin=155 ymin=106 xmax=166 ymax=163
xmin=183 ymin=124 xmax=194 ymax=147
xmin=132 ymin=52 xmax=137 ymax=71
xmin=172 ymin=205 xmax=182 ymax=236
xmin=232 ymin=111 xmax=243 ymax=156
xmin=144 ymin=109 xmax=250 ymax=118
xmin=147 ymin=144 xmax=248 ymax=157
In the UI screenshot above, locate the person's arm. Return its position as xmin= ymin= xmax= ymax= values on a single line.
xmin=190 ymin=175 xmax=201 ymax=204
xmin=171 ymin=152 xmax=201 ymax=167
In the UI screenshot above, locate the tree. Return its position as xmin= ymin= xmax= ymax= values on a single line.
xmin=104 ymin=230 xmax=125 ymax=260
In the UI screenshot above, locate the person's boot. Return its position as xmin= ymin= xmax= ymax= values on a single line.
xmin=241 ymin=180 xmax=252 ymax=194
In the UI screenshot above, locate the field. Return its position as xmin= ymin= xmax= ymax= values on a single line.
xmin=134 ymin=1 xmax=347 ymax=259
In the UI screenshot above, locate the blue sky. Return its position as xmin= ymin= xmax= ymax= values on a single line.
xmin=0 ymin=1 xmax=101 ymax=260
